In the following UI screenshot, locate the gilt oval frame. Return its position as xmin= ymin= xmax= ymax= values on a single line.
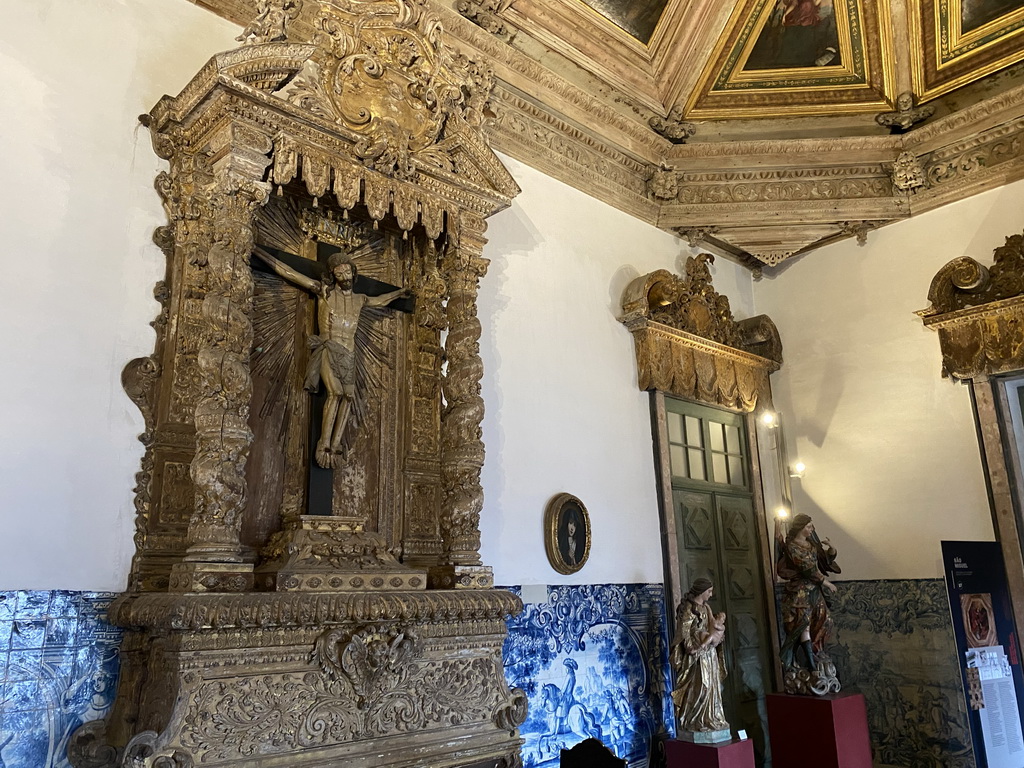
xmin=544 ymin=493 xmax=591 ymax=575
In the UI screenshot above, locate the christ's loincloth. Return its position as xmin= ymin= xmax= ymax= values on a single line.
xmin=304 ymin=336 xmax=356 ymax=396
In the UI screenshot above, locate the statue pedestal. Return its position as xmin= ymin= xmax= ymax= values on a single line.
xmin=665 ymin=737 xmax=754 ymax=767
xmin=767 ymin=692 xmax=872 ymax=768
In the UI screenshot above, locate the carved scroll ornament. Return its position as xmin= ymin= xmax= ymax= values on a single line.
xmin=919 ymin=231 xmax=1024 ymax=380
xmin=621 ymin=254 xmax=782 ymax=411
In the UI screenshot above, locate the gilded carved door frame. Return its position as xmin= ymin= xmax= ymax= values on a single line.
xmin=619 ymin=254 xmax=786 ymax=695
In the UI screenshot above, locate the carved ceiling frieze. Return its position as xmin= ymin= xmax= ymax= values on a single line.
xmin=620 ymin=254 xmax=782 ymax=410
xmin=920 ymin=230 xmax=1024 ymax=380
xmin=183 ymin=0 xmax=1024 ymax=269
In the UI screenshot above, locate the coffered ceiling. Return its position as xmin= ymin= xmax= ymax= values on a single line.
xmin=190 ymin=0 xmax=1024 ymax=270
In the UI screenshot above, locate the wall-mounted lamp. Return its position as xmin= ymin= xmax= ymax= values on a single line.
xmin=789 ymin=461 xmax=806 ymax=479
xmin=760 ymin=411 xmax=778 ymax=428
xmin=775 ymin=506 xmax=790 ymax=519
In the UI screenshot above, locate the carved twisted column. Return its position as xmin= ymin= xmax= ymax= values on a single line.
xmin=170 ymin=127 xmax=272 ymax=593
xmin=430 ymin=213 xmax=494 ymax=589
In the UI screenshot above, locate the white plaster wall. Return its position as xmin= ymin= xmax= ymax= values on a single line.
xmin=0 ymin=0 xmax=239 ymax=590
xmin=751 ymin=183 xmax=1024 ymax=580
xmin=479 ymin=156 xmax=755 ymax=586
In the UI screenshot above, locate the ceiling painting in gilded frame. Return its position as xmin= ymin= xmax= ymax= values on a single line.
xmin=575 ymin=0 xmax=671 ymax=43
xmin=911 ymin=0 xmax=1024 ymax=100
xmin=685 ymin=0 xmax=895 ymax=119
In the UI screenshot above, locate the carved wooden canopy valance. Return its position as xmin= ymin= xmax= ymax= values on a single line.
xmin=918 ymin=231 xmax=1024 ymax=380
xmin=620 ymin=254 xmax=782 ymax=412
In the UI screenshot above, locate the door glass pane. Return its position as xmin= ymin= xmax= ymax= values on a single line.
xmin=729 ymin=456 xmax=744 ymax=486
xmin=725 ymin=425 xmax=741 ymax=453
xmin=685 ymin=416 xmax=703 ymax=447
xmin=688 ymin=448 xmax=706 ymax=480
xmin=712 ymin=453 xmax=728 ymax=484
xmin=670 ymin=445 xmax=687 ymax=477
xmin=709 ymin=421 xmax=725 ymax=451
xmin=668 ymin=412 xmax=684 ymax=443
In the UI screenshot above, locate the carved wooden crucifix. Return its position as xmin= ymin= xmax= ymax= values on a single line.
xmin=252 ymin=241 xmax=414 ymax=485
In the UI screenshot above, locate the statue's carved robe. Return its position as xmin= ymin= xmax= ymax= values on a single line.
xmin=670 ymin=601 xmax=729 ymax=733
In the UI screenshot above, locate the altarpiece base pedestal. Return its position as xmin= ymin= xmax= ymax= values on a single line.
xmin=72 ymin=590 xmax=526 ymax=768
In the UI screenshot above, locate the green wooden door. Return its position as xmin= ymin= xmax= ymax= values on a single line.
xmin=665 ymin=400 xmax=772 ymax=763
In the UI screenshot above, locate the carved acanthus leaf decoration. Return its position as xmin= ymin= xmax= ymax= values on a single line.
xmin=648 ymin=166 xmax=679 ymax=201
xmin=892 ymin=151 xmax=928 ymax=192
xmin=269 ymin=0 xmax=494 ymax=180
xmin=312 ymin=624 xmax=423 ymax=706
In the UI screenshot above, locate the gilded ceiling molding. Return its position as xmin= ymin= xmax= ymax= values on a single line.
xmin=910 ymin=0 xmax=1024 ymax=102
xmin=620 ymin=254 xmax=782 ymax=411
xmin=685 ymin=0 xmax=896 ymax=119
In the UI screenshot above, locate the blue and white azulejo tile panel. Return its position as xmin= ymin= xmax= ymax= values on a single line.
xmin=501 ymin=583 xmax=674 ymax=768
xmin=0 ymin=591 xmax=122 ymax=768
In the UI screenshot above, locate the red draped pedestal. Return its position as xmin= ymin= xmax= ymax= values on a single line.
xmin=665 ymin=737 xmax=755 ymax=768
xmin=767 ymin=692 xmax=872 ymax=768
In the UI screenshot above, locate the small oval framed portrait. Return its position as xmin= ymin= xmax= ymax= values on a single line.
xmin=545 ymin=493 xmax=591 ymax=575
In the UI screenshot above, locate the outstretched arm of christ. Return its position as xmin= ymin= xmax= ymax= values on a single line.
xmin=252 ymin=247 xmax=320 ymax=294
xmin=364 ymin=286 xmax=410 ymax=308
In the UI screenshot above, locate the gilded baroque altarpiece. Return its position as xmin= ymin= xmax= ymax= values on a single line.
xmin=69 ymin=2 xmax=528 ymax=766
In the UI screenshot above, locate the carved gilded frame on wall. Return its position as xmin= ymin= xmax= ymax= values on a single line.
xmin=910 ymin=0 xmax=1024 ymax=101
xmin=919 ymin=230 xmax=1024 ymax=641
xmin=544 ymin=493 xmax=592 ymax=575
xmin=684 ymin=0 xmax=895 ymax=119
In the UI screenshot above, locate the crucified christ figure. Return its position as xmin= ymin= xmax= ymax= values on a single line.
xmin=253 ymin=247 xmax=409 ymax=469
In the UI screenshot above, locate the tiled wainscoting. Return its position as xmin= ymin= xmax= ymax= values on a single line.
xmin=0 ymin=591 xmax=121 ymax=768
xmin=830 ymin=579 xmax=976 ymax=768
xmin=0 ymin=579 xmax=977 ymax=768
xmin=501 ymin=583 xmax=675 ymax=768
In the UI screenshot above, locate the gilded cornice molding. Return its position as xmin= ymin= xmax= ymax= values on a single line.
xmin=111 ymin=588 xmax=524 ymax=631
xmin=919 ymin=231 xmax=1024 ymax=380
xmin=620 ymin=256 xmax=781 ymax=411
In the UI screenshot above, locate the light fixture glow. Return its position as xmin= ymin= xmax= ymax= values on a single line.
xmin=776 ymin=507 xmax=789 ymax=519
xmin=789 ymin=461 xmax=806 ymax=478
xmin=760 ymin=411 xmax=777 ymax=427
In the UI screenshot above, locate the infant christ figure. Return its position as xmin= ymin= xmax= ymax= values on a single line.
xmin=253 ymin=246 xmax=410 ymax=469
